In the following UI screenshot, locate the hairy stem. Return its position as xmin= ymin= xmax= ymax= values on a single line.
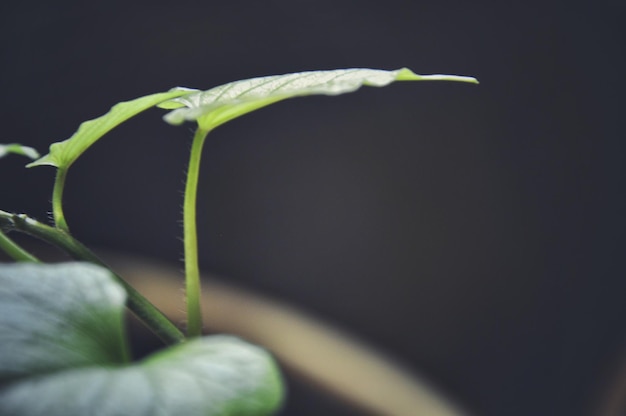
xmin=0 ymin=210 xmax=185 ymax=345
xmin=183 ymin=127 xmax=210 ymax=338
xmin=0 ymin=229 xmax=40 ymax=262
xmin=52 ymin=168 xmax=70 ymax=232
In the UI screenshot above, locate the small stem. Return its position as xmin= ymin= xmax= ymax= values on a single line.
xmin=53 ymin=168 xmax=70 ymax=232
xmin=0 ymin=229 xmax=40 ymax=262
xmin=0 ymin=210 xmax=185 ymax=345
xmin=183 ymin=127 xmax=210 ymax=338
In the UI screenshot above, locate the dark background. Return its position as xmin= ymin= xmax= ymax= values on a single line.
xmin=1 ymin=1 xmax=625 ymax=415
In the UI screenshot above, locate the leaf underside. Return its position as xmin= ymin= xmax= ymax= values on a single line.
xmin=160 ymin=67 xmax=478 ymax=130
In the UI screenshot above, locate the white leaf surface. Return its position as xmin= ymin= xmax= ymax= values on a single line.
xmin=161 ymin=68 xmax=477 ymax=130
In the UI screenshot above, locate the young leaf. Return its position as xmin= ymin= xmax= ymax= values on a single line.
xmin=27 ymin=88 xmax=197 ymax=170
xmin=161 ymin=68 xmax=478 ymax=130
xmin=0 ymin=143 xmax=40 ymax=160
xmin=0 ymin=262 xmax=284 ymax=415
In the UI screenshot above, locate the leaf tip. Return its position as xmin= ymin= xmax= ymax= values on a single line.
xmin=395 ymin=68 xmax=479 ymax=84
xmin=458 ymin=75 xmax=479 ymax=84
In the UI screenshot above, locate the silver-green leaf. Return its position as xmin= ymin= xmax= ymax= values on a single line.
xmin=0 ymin=336 xmax=284 ymax=416
xmin=0 ymin=262 xmax=284 ymax=415
xmin=161 ymin=68 xmax=478 ymax=130
xmin=0 ymin=262 xmax=129 ymax=380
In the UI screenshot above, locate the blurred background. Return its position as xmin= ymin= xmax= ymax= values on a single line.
xmin=1 ymin=1 xmax=625 ymax=415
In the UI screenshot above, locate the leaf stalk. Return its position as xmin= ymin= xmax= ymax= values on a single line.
xmin=183 ymin=127 xmax=210 ymax=338
xmin=52 ymin=167 xmax=70 ymax=232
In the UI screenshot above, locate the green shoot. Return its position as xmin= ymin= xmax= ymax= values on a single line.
xmin=19 ymin=68 xmax=477 ymax=344
xmin=162 ymin=68 xmax=478 ymax=340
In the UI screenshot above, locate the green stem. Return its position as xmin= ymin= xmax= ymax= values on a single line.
xmin=0 ymin=210 xmax=185 ymax=345
xmin=183 ymin=127 xmax=210 ymax=338
xmin=53 ymin=168 xmax=70 ymax=232
xmin=0 ymin=229 xmax=40 ymax=262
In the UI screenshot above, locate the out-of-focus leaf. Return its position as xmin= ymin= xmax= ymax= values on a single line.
xmin=0 ymin=143 xmax=39 ymax=160
xmin=0 ymin=262 xmax=284 ymax=415
xmin=0 ymin=262 xmax=129 ymax=380
xmin=0 ymin=336 xmax=284 ymax=416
